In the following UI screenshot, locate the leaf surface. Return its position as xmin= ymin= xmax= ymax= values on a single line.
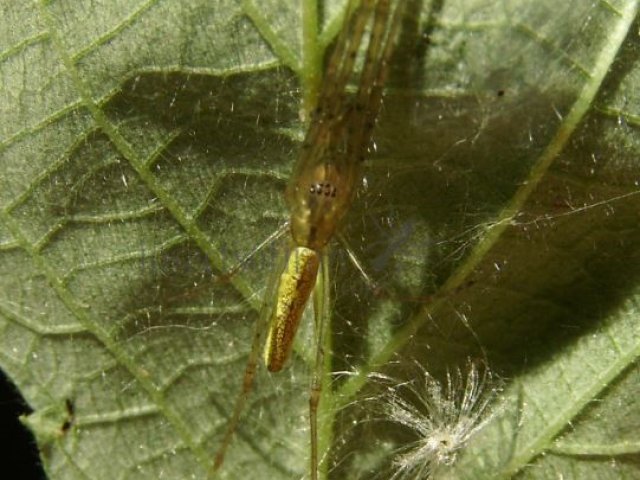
xmin=1 ymin=1 xmax=639 ymax=479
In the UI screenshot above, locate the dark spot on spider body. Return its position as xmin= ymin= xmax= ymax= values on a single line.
xmin=309 ymin=182 xmax=337 ymax=197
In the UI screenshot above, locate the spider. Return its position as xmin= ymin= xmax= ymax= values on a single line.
xmin=210 ymin=1 xmax=406 ymax=478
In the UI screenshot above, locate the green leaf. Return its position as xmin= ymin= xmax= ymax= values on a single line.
xmin=1 ymin=1 xmax=639 ymax=479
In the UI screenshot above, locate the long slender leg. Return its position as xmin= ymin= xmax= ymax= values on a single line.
xmin=337 ymin=232 xmax=436 ymax=304
xmin=209 ymin=228 xmax=289 ymax=478
xmin=163 ymin=223 xmax=289 ymax=307
xmin=337 ymin=232 xmax=381 ymax=294
xmin=309 ymin=251 xmax=331 ymax=480
xmin=218 ymin=221 xmax=289 ymax=282
xmin=208 ymin=244 xmax=288 ymax=478
xmin=209 ymin=303 xmax=268 ymax=478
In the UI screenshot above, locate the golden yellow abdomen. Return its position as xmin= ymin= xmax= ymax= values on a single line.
xmin=264 ymin=246 xmax=320 ymax=372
